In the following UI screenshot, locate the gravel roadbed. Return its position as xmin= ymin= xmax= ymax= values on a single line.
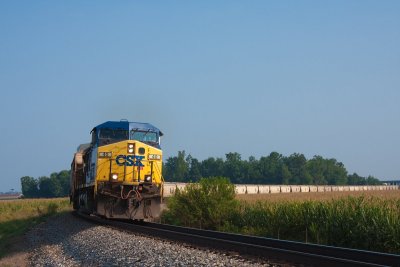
xmin=27 ymin=213 xmax=286 ymax=267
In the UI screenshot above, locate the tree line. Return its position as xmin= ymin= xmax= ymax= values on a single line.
xmin=20 ymin=151 xmax=382 ymax=198
xmin=163 ymin=151 xmax=382 ymax=185
xmin=20 ymin=170 xmax=70 ymax=198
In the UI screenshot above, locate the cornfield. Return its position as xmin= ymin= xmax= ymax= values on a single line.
xmin=162 ymin=178 xmax=400 ymax=254
xmin=223 ymin=196 xmax=400 ymax=253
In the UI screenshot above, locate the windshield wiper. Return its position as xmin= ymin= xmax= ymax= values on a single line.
xmin=130 ymin=128 xmax=138 ymax=139
xmin=142 ymin=129 xmax=151 ymax=138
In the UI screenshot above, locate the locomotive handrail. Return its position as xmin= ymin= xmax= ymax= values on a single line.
xmin=153 ymin=160 xmax=165 ymax=198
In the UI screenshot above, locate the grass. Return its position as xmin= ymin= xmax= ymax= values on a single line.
xmin=0 ymin=198 xmax=72 ymax=258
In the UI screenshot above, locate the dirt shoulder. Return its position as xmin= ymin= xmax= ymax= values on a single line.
xmin=0 ymin=234 xmax=29 ymax=267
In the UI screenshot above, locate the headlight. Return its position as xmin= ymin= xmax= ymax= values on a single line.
xmin=145 ymin=175 xmax=152 ymax=182
xmin=127 ymin=143 xmax=135 ymax=154
xmin=111 ymin=173 xmax=118 ymax=180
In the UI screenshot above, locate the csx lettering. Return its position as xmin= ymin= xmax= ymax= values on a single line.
xmin=115 ymin=155 xmax=144 ymax=167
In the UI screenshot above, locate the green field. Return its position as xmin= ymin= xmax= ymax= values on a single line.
xmin=162 ymin=178 xmax=400 ymax=254
xmin=225 ymin=196 xmax=400 ymax=253
xmin=0 ymin=198 xmax=72 ymax=258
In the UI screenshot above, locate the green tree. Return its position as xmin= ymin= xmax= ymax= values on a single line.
xmin=307 ymin=156 xmax=328 ymax=185
xmin=224 ymin=152 xmax=243 ymax=183
xmin=285 ymin=153 xmax=312 ymax=184
xmin=162 ymin=151 xmax=381 ymax=185
xmin=366 ymin=175 xmax=382 ymax=185
xmin=56 ymin=170 xmax=71 ymax=196
xmin=200 ymin=157 xmax=224 ymax=178
xmin=259 ymin=152 xmax=284 ymax=184
xmin=186 ymin=155 xmax=202 ymax=182
xmin=244 ymin=156 xmax=262 ymax=184
xmin=280 ymin=164 xmax=292 ymax=184
xmin=38 ymin=176 xmax=61 ymax=198
xmin=325 ymin=159 xmax=347 ymax=185
xmin=348 ymin=173 xmax=366 ymax=185
xmin=20 ymin=176 xmax=38 ymax=197
xmin=163 ymin=151 xmax=189 ymax=182
xmin=306 ymin=156 xmax=348 ymax=185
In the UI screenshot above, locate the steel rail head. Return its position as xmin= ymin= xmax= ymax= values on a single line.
xmin=72 ymin=211 xmax=399 ymax=267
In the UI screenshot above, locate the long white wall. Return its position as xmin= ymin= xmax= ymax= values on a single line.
xmin=162 ymin=182 xmax=399 ymax=197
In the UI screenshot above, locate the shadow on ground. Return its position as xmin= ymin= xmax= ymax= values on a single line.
xmin=0 ymin=211 xmax=97 ymax=266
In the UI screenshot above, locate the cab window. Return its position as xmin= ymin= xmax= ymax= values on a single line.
xmin=130 ymin=130 xmax=158 ymax=143
xmin=99 ymin=129 xmax=128 ymax=146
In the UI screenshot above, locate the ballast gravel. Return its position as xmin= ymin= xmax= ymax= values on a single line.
xmin=27 ymin=213 xmax=282 ymax=267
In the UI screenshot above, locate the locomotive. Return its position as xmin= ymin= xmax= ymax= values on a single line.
xmin=70 ymin=120 xmax=164 ymax=220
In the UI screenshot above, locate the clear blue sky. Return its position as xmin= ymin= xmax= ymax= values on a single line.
xmin=1 ymin=1 xmax=399 ymax=192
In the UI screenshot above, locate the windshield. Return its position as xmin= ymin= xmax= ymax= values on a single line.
xmin=130 ymin=130 xmax=158 ymax=143
xmin=99 ymin=129 xmax=128 ymax=145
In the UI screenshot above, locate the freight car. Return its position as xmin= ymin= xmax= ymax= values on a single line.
xmin=162 ymin=183 xmax=399 ymax=196
xmin=70 ymin=121 xmax=164 ymax=221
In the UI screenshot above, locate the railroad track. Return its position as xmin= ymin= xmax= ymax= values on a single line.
xmin=73 ymin=211 xmax=399 ymax=267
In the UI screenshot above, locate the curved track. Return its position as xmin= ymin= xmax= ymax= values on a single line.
xmin=73 ymin=211 xmax=399 ymax=267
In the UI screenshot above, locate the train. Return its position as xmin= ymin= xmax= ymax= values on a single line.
xmin=163 ymin=183 xmax=399 ymax=196
xmin=70 ymin=120 xmax=164 ymax=221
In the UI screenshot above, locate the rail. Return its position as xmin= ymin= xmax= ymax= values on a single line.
xmin=73 ymin=211 xmax=399 ymax=267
